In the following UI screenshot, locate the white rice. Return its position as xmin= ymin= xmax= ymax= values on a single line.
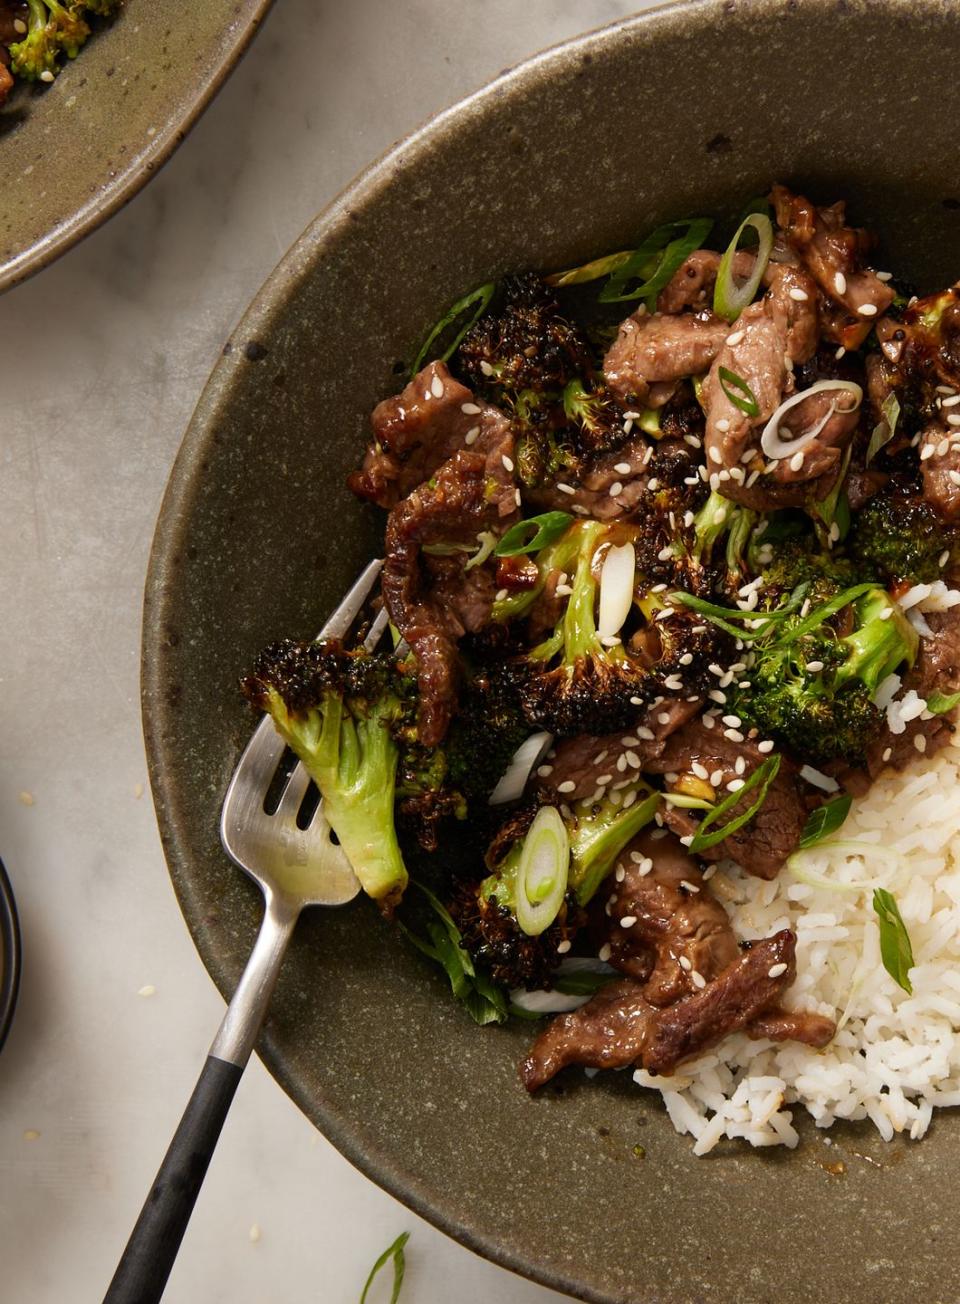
xmin=633 ymin=735 xmax=960 ymax=1153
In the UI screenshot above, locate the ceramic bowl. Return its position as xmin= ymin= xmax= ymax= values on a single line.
xmin=142 ymin=3 xmax=960 ymax=1299
xmin=0 ymin=0 xmax=271 ymax=293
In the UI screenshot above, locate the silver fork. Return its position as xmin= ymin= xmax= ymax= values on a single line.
xmin=105 ymin=559 xmax=386 ymax=1304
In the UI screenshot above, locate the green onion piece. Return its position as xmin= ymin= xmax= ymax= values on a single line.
xmin=544 ymin=249 xmax=634 ymax=287
xmin=713 ymin=212 xmax=774 ymax=322
xmin=638 ymin=408 xmax=661 ymax=436
xmin=398 ymin=883 xmax=508 ymax=1025
xmin=768 ymin=582 xmax=876 ymax=649
xmin=669 ymin=589 xmax=802 ymax=641
xmin=688 ymin=755 xmax=782 ymax=853
xmin=662 ymin=791 xmax=715 ymax=811
xmin=598 ymin=217 xmax=714 ymax=304
xmin=464 ymin=531 xmax=497 ymax=571
xmin=799 ymin=795 xmax=853 ymax=849
xmin=554 ymin=968 xmax=617 ymax=996
xmin=495 ymin=511 xmax=574 ymax=557
xmin=812 ymin=446 xmax=853 ymax=541
xmin=718 ymin=366 xmax=760 ymax=418
xmin=516 ymin=806 xmax=570 ymax=936
xmin=359 ymin=1232 xmax=410 ymax=1304
xmin=872 ymin=888 xmax=915 ymax=994
xmin=926 ymin=689 xmax=960 ymax=714
xmin=410 ymin=281 xmax=496 ymax=378
xmin=866 ymin=392 xmax=901 ymax=465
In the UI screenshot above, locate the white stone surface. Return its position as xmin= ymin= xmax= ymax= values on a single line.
xmin=0 ymin=3 xmax=654 ymax=1300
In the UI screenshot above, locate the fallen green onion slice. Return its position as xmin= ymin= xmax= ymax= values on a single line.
xmin=714 ymin=212 xmax=774 ymax=322
xmin=688 ymin=754 xmax=781 ymax=853
xmin=516 ymin=806 xmax=570 ymax=936
xmin=359 ymin=1232 xmax=410 ymax=1304
xmin=598 ymin=217 xmax=714 ymax=304
xmin=717 ymin=366 xmax=760 ymax=418
xmin=873 ymin=888 xmax=915 ymax=994
xmin=410 ymin=281 xmax=495 ymax=378
xmin=495 ymin=511 xmax=573 ymax=557
xmin=798 ymin=795 xmax=853 ymax=849
xmin=927 ymin=689 xmax=960 ymax=714
xmin=866 ymin=391 xmax=901 ymax=465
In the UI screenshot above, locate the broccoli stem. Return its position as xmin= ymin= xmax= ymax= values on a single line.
xmin=570 ymin=788 xmax=661 ymax=904
xmin=562 ymin=521 xmax=605 ymax=662
xmin=837 ymin=588 xmax=918 ymax=694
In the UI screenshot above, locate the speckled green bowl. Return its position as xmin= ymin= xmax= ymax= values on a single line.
xmin=142 ymin=3 xmax=960 ymax=1300
xmin=0 ymin=0 xmax=271 ymax=293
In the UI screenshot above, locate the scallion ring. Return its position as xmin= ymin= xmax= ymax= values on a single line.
xmin=760 ymin=380 xmax=863 ymax=461
xmin=515 ymin=806 xmax=570 ymax=937
xmin=717 ymin=366 xmax=760 ymax=418
xmin=714 ymin=212 xmax=774 ymax=322
xmin=410 ymin=281 xmax=496 ymax=378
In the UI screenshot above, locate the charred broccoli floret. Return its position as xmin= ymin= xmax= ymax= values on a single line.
xmin=848 ymin=477 xmax=959 ymax=584
xmin=456 ymin=273 xmax=592 ymax=396
xmin=562 ymin=378 xmax=629 ymax=456
xmin=241 ymin=639 xmax=412 ymax=912
xmin=509 ymin=519 xmax=650 ymax=733
xmin=689 ymin=489 xmax=758 ymax=588
xmin=733 ymin=586 xmax=919 ymax=764
xmin=9 ymin=0 xmax=93 ymax=80
xmin=755 ymin=529 xmax=861 ymax=604
xmin=443 ymin=668 xmax=530 ymax=803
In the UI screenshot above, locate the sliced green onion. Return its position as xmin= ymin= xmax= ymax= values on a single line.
xmin=866 ymin=392 xmax=901 ymax=465
xmin=688 ymin=754 xmax=781 ymax=853
xmin=718 ymin=366 xmax=760 ymax=418
xmin=714 ymin=212 xmax=774 ymax=322
xmin=798 ymin=795 xmax=853 ymax=849
xmin=398 ymin=883 xmax=508 ymax=1025
xmin=873 ymin=887 xmax=915 ymax=994
xmin=638 ymin=408 xmax=661 ymax=435
xmin=760 ymin=380 xmax=863 ymax=461
xmin=516 ymin=806 xmax=570 ymax=936
xmin=423 ymin=530 xmax=497 ymax=568
xmin=411 ymin=282 xmax=496 ymax=378
xmin=598 ymin=218 xmax=714 ymax=304
xmin=669 ymin=588 xmax=802 ymax=641
xmin=926 ymin=689 xmax=960 ymax=714
xmin=545 ymin=249 xmax=634 ymax=287
xmin=359 ymin=1232 xmax=410 ymax=1304
xmin=768 ymin=582 xmax=876 ymax=648
xmin=662 ymin=791 xmax=715 ymax=812
xmin=464 ymin=531 xmax=497 ymax=571
xmin=495 ymin=511 xmax=574 ymax=557
xmin=812 ymin=446 xmax=853 ymax=539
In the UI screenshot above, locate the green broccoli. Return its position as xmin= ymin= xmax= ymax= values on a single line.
xmin=848 ymin=478 xmax=959 ymax=585
xmin=241 ymin=639 xmax=410 ymax=913
xmin=733 ymin=585 xmax=918 ymax=764
xmin=689 ymin=488 xmax=758 ymax=586
xmin=9 ymin=0 xmax=91 ymax=80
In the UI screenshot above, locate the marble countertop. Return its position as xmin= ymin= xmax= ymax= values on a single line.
xmin=0 ymin=3 xmax=656 ymax=1299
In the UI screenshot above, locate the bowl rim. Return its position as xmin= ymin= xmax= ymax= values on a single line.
xmin=0 ymin=858 xmax=21 ymax=1056
xmin=0 ymin=0 xmax=274 ymax=296
xmin=140 ymin=1 xmax=936 ymax=1298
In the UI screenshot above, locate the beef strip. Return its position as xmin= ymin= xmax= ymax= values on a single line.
xmin=349 ymin=361 xmax=513 ymax=509
xmin=643 ymin=718 xmax=807 ymax=878
xmin=520 ymin=929 xmax=798 ymax=1089
xmin=747 ymin=1010 xmax=836 ymax=1047
xmin=0 ymin=58 xmax=10 ymax=106
xmin=702 ymin=299 xmax=787 ymax=477
xmin=768 ymin=386 xmax=861 ymax=486
xmin=920 ymin=423 xmax=960 ymax=522
xmin=603 ymin=828 xmax=739 ymax=1002
xmin=771 ymin=184 xmax=895 ymax=322
xmin=603 ymin=309 xmax=730 ymax=407
xmin=536 ymin=698 xmax=704 ymax=803
xmin=382 ymin=442 xmax=517 ymax=746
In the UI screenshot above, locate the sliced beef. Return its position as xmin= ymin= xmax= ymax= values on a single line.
xmin=771 ymin=184 xmax=895 ymax=322
xmin=765 ymin=263 xmax=820 ymax=364
xmin=768 ymin=385 xmax=862 ymax=486
xmin=521 ymin=929 xmax=798 ymax=1089
xmin=603 ymin=829 xmax=739 ymax=1003
xmin=747 ymin=1009 xmax=836 ymax=1047
xmin=643 ymin=719 xmax=807 ymax=878
xmin=702 ymin=299 xmax=786 ymax=475
xmin=916 ymin=608 xmax=960 ymax=700
xmin=920 ymin=423 xmax=960 ymax=522
xmin=603 ymin=309 xmax=730 ymax=406
xmin=349 ymin=361 xmax=512 ymax=509
xmin=383 ymin=444 xmax=517 ymax=747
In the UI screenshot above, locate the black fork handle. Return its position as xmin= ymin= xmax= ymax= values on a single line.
xmin=103 ymin=1056 xmax=243 ymax=1304
xmin=104 ymin=893 xmax=298 ymax=1303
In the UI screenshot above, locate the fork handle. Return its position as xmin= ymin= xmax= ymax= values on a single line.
xmin=104 ymin=894 xmax=298 ymax=1304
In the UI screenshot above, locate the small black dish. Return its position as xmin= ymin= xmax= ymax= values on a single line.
xmin=0 ymin=858 xmax=21 ymax=1053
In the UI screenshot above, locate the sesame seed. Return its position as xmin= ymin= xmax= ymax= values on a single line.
xmin=13 ymin=16 xmax=26 ymax=32
xmin=555 ymin=584 xmax=573 ymax=597
xmin=636 ymin=726 xmax=655 ymax=740
xmin=882 ymin=747 xmax=892 ymax=762
xmin=716 ymin=418 xmax=730 ymax=432
xmin=735 ymin=756 xmax=746 ymax=775
xmin=679 ymin=956 xmax=693 ymax=972
xmin=619 ymin=915 xmax=638 ymax=928
xmin=557 ymin=939 xmax=572 ymax=954
xmin=601 ymin=634 xmax=622 ymax=647
xmin=691 ymin=761 xmax=709 ymax=780
xmin=501 ymin=454 xmax=514 ymax=472
xmin=703 ymin=715 xmax=716 ymax=730
xmin=834 ymin=272 xmax=847 ymax=295
xmin=495 ymin=588 xmax=508 ymax=601
xmin=789 ymin=450 xmax=805 ymax=472
xmin=709 ymin=447 xmax=723 ymax=465
xmin=939 ymin=439 xmax=952 ymax=456
xmin=430 ymin=374 xmax=445 ymax=398
xmin=727 ymin=777 xmax=745 ymax=792
xmin=746 ymin=469 xmax=761 ymax=487
xmin=805 ymin=660 xmax=825 ymax=673
xmin=943 ymin=395 xmax=960 ymax=408
xmin=691 ymin=970 xmax=707 ymax=989
xmin=679 ymin=652 xmax=694 ymax=666
xmin=630 ymin=851 xmax=644 ymax=864
xmin=768 ymin=963 xmax=788 ymax=978
xmin=938 ymin=384 xmax=958 ymax=395
xmin=858 ymin=303 xmax=879 ymax=317
xmin=631 ymin=697 xmax=646 ymax=708
xmin=684 ymin=434 xmax=702 ymax=449
xmin=726 ymin=330 xmax=745 ymax=346
xmin=710 ymin=768 xmax=723 ymax=786
xmin=598 ymin=944 xmax=612 ymax=962
xmin=647 ymin=476 xmax=659 ymax=489
xmin=721 ymin=713 xmax=742 ymax=727
xmin=940 ymin=550 xmax=951 ymax=567
xmin=914 ymin=733 xmax=927 ymax=753
xmin=614 ymin=462 xmax=632 ymax=475
xmin=708 ymin=689 xmax=727 ymax=704
xmin=724 ymin=729 xmax=745 ymax=743
xmin=835 ymin=345 xmax=846 ymax=360
xmin=536 ymin=765 xmax=553 ymax=777
xmin=464 ymin=426 xmax=480 ymax=445
xmin=664 ymin=674 xmax=683 ymax=691
xmin=596 ymin=773 xmax=613 ymax=786
xmin=949 ymin=415 xmax=960 ymax=427
xmin=788 ymin=286 xmax=809 ymax=302
xmin=557 ymin=780 xmax=576 ymax=793
xmin=514 ymin=488 xmax=522 ymax=507
xmin=828 ymin=522 xmax=841 ymax=544
xmin=718 ymin=469 xmax=731 ymax=482
xmin=461 ymin=402 xmax=481 ymax=414
xmin=556 ymin=482 xmax=575 ymax=495
xmin=609 ymin=481 xmax=624 ymax=497
xmin=615 ymin=865 xmax=626 ymax=882
xmin=39 ymin=69 xmax=55 ymax=83
xmin=921 ymin=443 xmax=937 ymax=460
xmin=876 ymin=270 xmax=893 ymax=282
